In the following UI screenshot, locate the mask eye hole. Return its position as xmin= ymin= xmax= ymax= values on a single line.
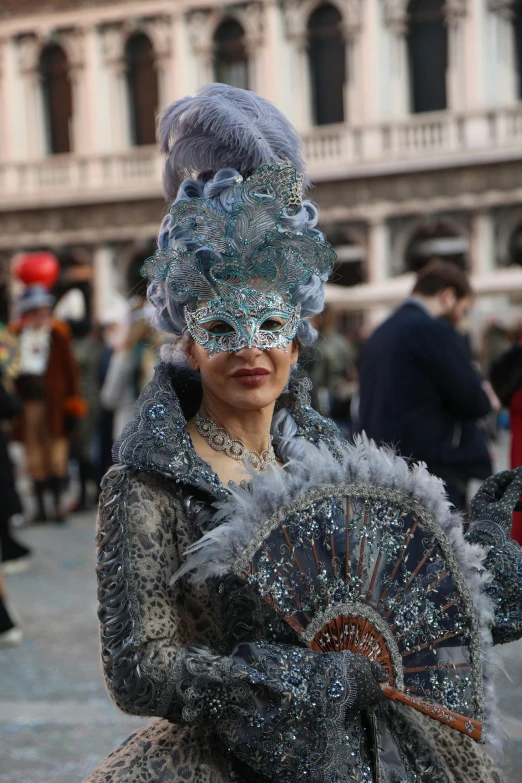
xmin=204 ymin=320 xmax=234 ymax=336
xmin=260 ymin=317 xmax=286 ymax=332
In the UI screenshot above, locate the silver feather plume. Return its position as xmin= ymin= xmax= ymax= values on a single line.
xmin=158 ymin=83 xmax=307 ymax=202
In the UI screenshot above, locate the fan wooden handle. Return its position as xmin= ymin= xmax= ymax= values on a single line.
xmin=381 ymin=684 xmax=482 ymax=742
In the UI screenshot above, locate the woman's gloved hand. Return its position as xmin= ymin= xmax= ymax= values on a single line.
xmin=174 ymin=642 xmax=388 ymax=783
xmin=469 ymin=467 xmax=522 ymax=541
xmin=468 ymin=468 xmax=522 ymax=645
xmin=345 ymin=652 xmax=388 ymax=718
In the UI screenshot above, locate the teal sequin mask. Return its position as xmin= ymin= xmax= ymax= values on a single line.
xmin=142 ymin=164 xmax=335 ymax=355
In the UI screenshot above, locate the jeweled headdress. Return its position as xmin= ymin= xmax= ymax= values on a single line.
xmin=143 ymin=163 xmax=335 ymax=354
xmin=144 ymin=84 xmax=335 ymax=353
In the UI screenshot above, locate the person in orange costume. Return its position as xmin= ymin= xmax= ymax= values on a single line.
xmin=10 ymin=286 xmax=86 ymax=523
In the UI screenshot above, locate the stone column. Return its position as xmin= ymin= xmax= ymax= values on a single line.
xmin=280 ymin=0 xmax=311 ymax=127
xmin=340 ymin=1 xmax=363 ymax=122
xmin=382 ymin=1 xmax=410 ymax=116
xmin=101 ymin=25 xmax=128 ymax=150
xmin=170 ymin=11 xmax=187 ymax=98
xmin=187 ymin=12 xmax=214 ymax=89
xmin=244 ymin=3 xmax=265 ymax=94
xmin=64 ymin=28 xmax=88 ymax=154
xmin=470 ymin=210 xmax=495 ymax=278
xmin=367 ymin=216 xmax=390 ymax=284
xmin=489 ymin=1 xmax=518 ymax=104
xmin=0 ymin=39 xmax=8 ymax=161
xmin=146 ymin=17 xmax=172 ymax=112
xmin=261 ymin=0 xmax=281 ymax=106
xmin=17 ymin=35 xmax=44 ymax=158
xmin=367 ymin=217 xmax=392 ymax=328
xmin=445 ymin=1 xmax=468 ymax=111
xmin=93 ymin=244 xmax=117 ymax=323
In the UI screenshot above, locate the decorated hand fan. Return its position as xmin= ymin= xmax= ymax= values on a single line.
xmin=220 ymin=484 xmax=484 ymax=741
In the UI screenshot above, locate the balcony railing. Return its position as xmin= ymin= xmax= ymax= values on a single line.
xmin=0 ymin=146 xmax=163 ymax=206
xmin=302 ymin=105 xmax=522 ymax=175
xmin=2 ymin=106 xmax=522 ymax=207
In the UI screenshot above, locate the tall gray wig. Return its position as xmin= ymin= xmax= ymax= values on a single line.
xmin=147 ymin=84 xmax=330 ymax=348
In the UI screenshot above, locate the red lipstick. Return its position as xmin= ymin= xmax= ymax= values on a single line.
xmin=231 ymin=367 xmax=270 ymax=387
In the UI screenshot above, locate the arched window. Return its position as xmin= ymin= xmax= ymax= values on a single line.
xmin=407 ymin=0 xmax=448 ymax=113
xmin=514 ymin=2 xmax=522 ymax=100
xmin=125 ymin=33 xmax=158 ymax=146
xmin=405 ymin=222 xmax=468 ymax=273
xmin=308 ymin=4 xmax=346 ymax=126
xmin=214 ymin=19 xmax=249 ymax=90
xmin=40 ymin=45 xmax=72 ymax=155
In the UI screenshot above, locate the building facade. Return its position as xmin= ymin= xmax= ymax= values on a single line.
xmin=1 ymin=0 xmax=522 ymax=320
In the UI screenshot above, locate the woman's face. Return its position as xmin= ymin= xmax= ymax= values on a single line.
xmin=186 ymin=339 xmax=299 ymax=413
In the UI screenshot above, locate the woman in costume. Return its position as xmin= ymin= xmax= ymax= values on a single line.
xmin=86 ymin=85 xmax=522 ymax=783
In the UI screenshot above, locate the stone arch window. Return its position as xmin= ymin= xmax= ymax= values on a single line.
xmin=308 ymin=4 xmax=346 ymax=125
xmin=405 ymin=220 xmax=468 ymax=272
xmin=214 ymin=19 xmax=249 ymax=90
xmin=407 ymin=0 xmax=448 ymax=113
xmin=125 ymin=32 xmax=158 ymax=146
xmin=40 ymin=44 xmax=73 ymax=154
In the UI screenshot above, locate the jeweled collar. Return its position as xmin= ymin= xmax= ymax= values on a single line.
xmin=113 ymin=361 xmax=343 ymax=499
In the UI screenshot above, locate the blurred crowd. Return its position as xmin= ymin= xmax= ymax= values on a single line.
xmin=1 ymin=257 xmax=522 ymax=646
xmin=0 ymin=279 xmax=165 ymax=644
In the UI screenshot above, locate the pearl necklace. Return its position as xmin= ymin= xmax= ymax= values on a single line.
xmin=196 ymin=412 xmax=277 ymax=472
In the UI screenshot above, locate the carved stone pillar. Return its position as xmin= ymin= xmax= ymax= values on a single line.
xmin=445 ymin=0 xmax=468 ymax=111
xmin=17 ymin=35 xmax=45 ymax=158
xmin=280 ymin=0 xmax=313 ymax=127
xmin=341 ymin=1 xmax=364 ymax=124
xmin=62 ymin=28 xmax=87 ymax=154
xmin=471 ymin=210 xmax=496 ymax=276
xmin=0 ymin=39 xmax=7 ymax=162
xmin=93 ymin=244 xmax=117 ymax=322
xmin=101 ymin=25 xmax=129 ymax=150
xmin=382 ymin=1 xmax=412 ymax=116
xmin=187 ymin=12 xmax=214 ymax=88
xmin=368 ymin=216 xmax=390 ymax=285
xmin=261 ymin=0 xmax=282 ymax=106
xmin=244 ymin=3 xmax=264 ymax=93
xmin=489 ymin=0 xmax=518 ymax=104
xmin=144 ymin=17 xmax=172 ymax=111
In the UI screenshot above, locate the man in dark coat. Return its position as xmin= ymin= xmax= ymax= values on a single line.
xmin=359 ymin=260 xmax=493 ymax=510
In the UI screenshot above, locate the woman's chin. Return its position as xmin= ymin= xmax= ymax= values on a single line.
xmin=225 ymin=386 xmax=280 ymax=411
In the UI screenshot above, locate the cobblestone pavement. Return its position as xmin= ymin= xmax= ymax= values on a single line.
xmin=1 ymin=511 xmax=521 ymax=782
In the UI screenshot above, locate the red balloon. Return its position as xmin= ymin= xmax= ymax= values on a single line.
xmin=13 ymin=252 xmax=60 ymax=289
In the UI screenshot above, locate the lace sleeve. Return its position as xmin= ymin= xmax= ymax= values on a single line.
xmin=466 ymin=469 xmax=522 ymax=645
xmin=96 ymin=464 xmax=217 ymax=718
xmin=465 ymin=520 xmax=522 ymax=645
xmin=174 ymin=641 xmax=385 ymax=783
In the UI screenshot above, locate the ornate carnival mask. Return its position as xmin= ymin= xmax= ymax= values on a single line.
xmin=142 ymin=164 xmax=335 ymax=355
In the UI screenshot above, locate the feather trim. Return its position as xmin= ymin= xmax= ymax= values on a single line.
xmin=173 ymin=434 xmax=502 ymax=753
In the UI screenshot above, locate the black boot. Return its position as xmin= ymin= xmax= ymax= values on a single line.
xmin=32 ymin=481 xmax=47 ymax=523
xmin=49 ymin=476 xmax=68 ymax=524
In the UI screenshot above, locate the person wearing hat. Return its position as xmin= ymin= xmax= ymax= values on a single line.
xmin=10 ymin=285 xmax=86 ymax=523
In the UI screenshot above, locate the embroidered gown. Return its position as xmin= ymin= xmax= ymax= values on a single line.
xmin=84 ymin=362 xmax=521 ymax=783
